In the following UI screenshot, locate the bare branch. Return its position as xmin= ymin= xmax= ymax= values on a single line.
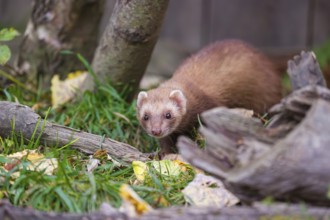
xmin=0 ymin=101 xmax=149 ymax=163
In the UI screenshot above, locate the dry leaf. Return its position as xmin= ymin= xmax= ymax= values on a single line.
xmin=133 ymin=159 xmax=188 ymax=182
xmin=86 ymin=155 xmax=100 ymax=173
xmin=3 ymin=158 xmax=20 ymax=171
xmin=51 ymin=71 xmax=89 ymax=108
xmin=93 ymin=149 xmax=108 ymax=160
xmin=29 ymin=158 xmax=58 ymax=175
xmin=119 ymin=184 xmax=152 ymax=217
xmin=5 ymin=150 xmax=58 ymax=176
xmin=132 ymin=161 xmax=148 ymax=182
xmin=151 ymin=160 xmax=184 ymax=176
xmin=182 ymin=173 xmax=239 ymax=207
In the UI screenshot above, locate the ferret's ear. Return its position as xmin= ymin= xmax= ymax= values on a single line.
xmin=169 ymin=90 xmax=187 ymax=111
xmin=137 ymin=91 xmax=148 ymax=108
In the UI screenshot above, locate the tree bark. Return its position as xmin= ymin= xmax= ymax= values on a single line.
xmin=179 ymin=98 xmax=330 ymax=205
xmin=177 ymin=51 xmax=330 ymax=206
xmin=287 ymin=51 xmax=327 ymax=90
xmin=15 ymin=0 xmax=104 ymax=87
xmin=0 ymin=101 xmax=149 ymax=163
xmin=88 ymin=0 xmax=169 ymax=101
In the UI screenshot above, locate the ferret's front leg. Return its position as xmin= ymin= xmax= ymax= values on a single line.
xmin=159 ymin=134 xmax=179 ymax=157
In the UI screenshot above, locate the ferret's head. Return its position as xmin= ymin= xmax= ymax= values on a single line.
xmin=136 ymin=89 xmax=187 ymax=138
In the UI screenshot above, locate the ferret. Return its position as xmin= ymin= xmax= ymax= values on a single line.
xmin=137 ymin=39 xmax=282 ymax=155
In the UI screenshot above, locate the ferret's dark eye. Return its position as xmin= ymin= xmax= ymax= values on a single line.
xmin=143 ymin=114 xmax=149 ymax=121
xmin=165 ymin=113 xmax=171 ymax=119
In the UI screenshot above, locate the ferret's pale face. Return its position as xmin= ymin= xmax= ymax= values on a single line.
xmin=136 ymin=90 xmax=187 ymax=138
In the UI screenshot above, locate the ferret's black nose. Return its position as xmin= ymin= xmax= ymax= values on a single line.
xmin=151 ymin=129 xmax=161 ymax=136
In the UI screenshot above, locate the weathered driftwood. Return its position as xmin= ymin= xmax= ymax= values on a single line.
xmin=269 ymin=51 xmax=330 ymax=125
xmin=177 ymin=51 xmax=330 ymax=205
xmin=1 ymin=200 xmax=330 ymax=220
xmin=0 ymin=101 xmax=149 ymax=163
xmin=287 ymin=51 xmax=327 ymax=90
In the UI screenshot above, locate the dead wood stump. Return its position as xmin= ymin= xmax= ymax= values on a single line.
xmin=177 ymin=51 xmax=330 ymax=206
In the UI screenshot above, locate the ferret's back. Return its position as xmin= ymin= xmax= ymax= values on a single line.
xmin=171 ymin=40 xmax=282 ymax=114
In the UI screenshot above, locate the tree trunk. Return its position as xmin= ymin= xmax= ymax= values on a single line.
xmin=15 ymin=0 xmax=104 ymax=87
xmin=0 ymin=101 xmax=149 ymax=163
xmin=88 ymin=0 xmax=169 ymax=101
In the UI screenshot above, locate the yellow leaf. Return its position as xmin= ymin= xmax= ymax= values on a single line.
xmin=173 ymin=159 xmax=189 ymax=172
xmin=119 ymin=184 xmax=152 ymax=216
xmin=132 ymin=161 xmax=148 ymax=182
xmin=7 ymin=149 xmax=37 ymax=159
xmin=67 ymin=70 xmax=84 ymax=79
xmin=27 ymin=158 xmax=58 ymax=175
xmin=151 ymin=160 xmax=182 ymax=176
xmin=26 ymin=151 xmax=44 ymax=162
xmin=51 ymin=71 xmax=89 ymax=108
xmin=156 ymin=195 xmax=170 ymax=207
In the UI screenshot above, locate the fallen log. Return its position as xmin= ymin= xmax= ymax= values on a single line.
xmin=0 ymin=101 xmax=149 ymax=163
xmin=177 ymin=51 xmax=330 ymax=205
xmin=269 ymin=51 xmax=330 ymax=125
xmin=1 ymin=200 xmax=330 ymax=220
xmin=287 ymin=51 xmax=327 ymax=90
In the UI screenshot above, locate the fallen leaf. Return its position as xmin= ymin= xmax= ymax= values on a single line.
xmin=5 ymin=150 xmax=58 ymax=176
xmin=151 ymin=160 xmax=183 ymax=176
xmin=51 ymin=71 xmax=90 ymax=108
xmin=7 ymin=149 xmax=40 ymax=160
xmin=182 ymin=173 xmax=239 ymax=207
xmin=132 ymin=161 xmax=148 ymax=182
xmin=119 ymin=184 xmax=152 ymax=217
xmin=106 ymin=154 xmax=122 ymax=167
xmin=29 ymin=158 xmax=58 ymax=175
xmin=132 ymin=159 xmax=188 ymax=182
xmin=162 ymin=154 xmax=203 ymax=173
xmin=86 ymin=156 xmax=100 ymax=173
xmin=26 ymin=151 xmax=44 ymax=161
xmin=93 ymin=149 xmax=108 ymax=160
xmin=3 ymin=158 xmax=21 ymax=171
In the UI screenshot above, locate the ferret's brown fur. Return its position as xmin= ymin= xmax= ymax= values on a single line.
xmin=137 ymin=39 xmax=282 ymax=155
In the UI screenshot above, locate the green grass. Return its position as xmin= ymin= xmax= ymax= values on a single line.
xmin=314 ymin=40 xmax=330 ymax=68
xmin=0 ymin=79 xmax=195 ymax=213
xmin=132 ymin=165 xmax=195 ymax=207
xmin=0 ymin=147 xmax=124 ymax=212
